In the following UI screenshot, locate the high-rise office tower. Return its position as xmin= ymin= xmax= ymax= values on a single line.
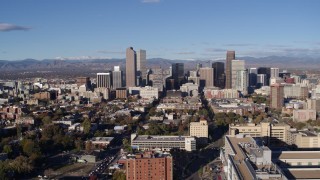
xmin=136 ymin=49 xmax=147 ymax=85
xmin=76 ymin=77 xmax=91 ymax=89
xmin=249 ymin=68 xmax=258 ymax=87
xmin=126 ymin=47 xmax=137 ymax=88
xmin=188 ymin=70 xmax=200 ymax=85
xmin=196 ymin=63 xmax=202 ymax=71
xmin=149 ymin=67 xmax=165 ymax=92
xmin=270 ymin=83 xmax=284 ymax=109
xmin=248 ymin=67 xmax=258 ymax=93
xmin=270 ymin=68 xmax=279 ymax=78
xmin=199 ymin=67 xmax=214 ymax=88
xmin=225 ymin=51 xmax=235 ymax=89
xmin=258 ymin=67 xmax=271 ymax=85
xmin=257 ymin=74 xmax=267 ymax=88
xmin=231 ymin=60 xmax=248 ymax=95
xmin=231 ymin=60 xmax=245 ymax=88
xmin=112 ymin=66 xmax=122 ymax=89
xmin=212 ymin=62 xmax=225 ymax=88
xmin=235 ymin=70 xmax=249 ymax=95
xmin=171 ymin=63 xmax=184 ymax=89
xmin=97 ymin=72 xmax=112 ymax=88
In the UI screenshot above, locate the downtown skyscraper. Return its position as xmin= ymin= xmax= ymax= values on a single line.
xmin=171 ymin=63 xmax=185 ymax=90
xmin=97 ymin=72 xmax=112 ymax=88
xmin=212 ymin=62 xmax=225 ymax=89
xmin=225 ymin=51 xmax=235 ymax=89
xmin=126 ymin=47 xmax=137 ymax=88
xmin=136 ymin=49 xmax=147 ymax=85
xmin=231 ymin=60 xmax=248 ymax=95
xmin=199 ymin=67 xmax=214 ymax=88
xmin=112 ymin=66 xmax=122 ymax=89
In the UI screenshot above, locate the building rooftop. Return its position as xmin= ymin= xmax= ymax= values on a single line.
xmin=282 ymin=168 xmax=320 ymax=179
xmin=273 ymin=151 xmax=320 ymax=160
xmin=133 ymin=135 xmax=191 ymax=142
xmin=91 ymin=137 xmax=114 ymax=142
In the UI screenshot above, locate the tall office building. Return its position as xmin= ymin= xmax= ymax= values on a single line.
xmin=112 ymin=66 xmax=122 ymax=89
xmin=171 ymin=63 xmax=184 ymax=89
xmin=270 ymin=68 xmax=280 ymax=78
xmin=212 ymin=62 xmax=225 ymax=88
xmin=136 ymin=49 xmax=147 ymax=85
xmin=270 ymin=83 xmax=284 ymax=109
xmin=199 ymin=67 xmax=214 ymax=88
xmin=257 ymin=74 xmax=267 ymax=88
xmin=225 ymin=51 xmax=235 ymax=89
xmin=126 ymin=47 xmax=137 ymax=88
xmin=249 ymin=68 xmax=258 ymax=87
xmin=97 ymin=72 xmax=112 ymax=88
xmin=76 ymin=77 xmax=91 ymax=89
xmin=258 ymin=67 xmax=271 ymax=85
xmin=231 ymin=60 xmax=245 ymax=89
xmin=196 ymin=63 xmax=202 ymax=71
xmin=232 ymin=60 xmax=248 ymax=95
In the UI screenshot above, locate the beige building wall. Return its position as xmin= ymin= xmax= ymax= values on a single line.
xmin=229 ymin=123 xmax=291 ymax=144
xmin=295 ymin=133 xmax=320 ymax=148
xmin=190 ymin=119 xmax=208 ymax=138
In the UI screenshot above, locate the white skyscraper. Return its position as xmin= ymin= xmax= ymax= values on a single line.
xmin=97 ymin=73 xmax=112 ymax=88
xmin=257 ymin=74 xmax=267 ymax=87
xmin=112 ymin=66 xmax=122 ymax=89
xmin=136 ymin=49 xmax=147 ymax=82
xmin=231 ymin=60 xmax=248 ymax=95
xmin=270 ymin=68 xmax=279 ymax=78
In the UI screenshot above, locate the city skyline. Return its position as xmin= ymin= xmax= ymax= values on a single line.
xmin=1 ymin=0 xmax=320 ymax=60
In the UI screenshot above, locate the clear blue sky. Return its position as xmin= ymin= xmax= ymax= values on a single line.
xmin=0 ymin=0 xmax=319 ymax=60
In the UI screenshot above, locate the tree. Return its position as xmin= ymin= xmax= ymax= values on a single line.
xmin=16 ymin=125 xmax=22 ymax=139
xmin=9 ymin=156 xmax=33 ymax=174
xmin=112 ymin=170 xmax=126 ymax=180
xmin=239 ymin=117 xmax=245 ymax=124
xmin=75 ymin=139 xmax=84 ymax=151
xmin=42 ymin=116 xmax=52 ymax=125
xmin=122 ymin=138 xmax=132 ymax=153
xmin=22 ymin=139 xmax=40 ymax=157
xmin=0 ymin=161 xmax=9 ymax=179
xmin=2 ymin=145 xmax=12 ymax=155
xmin=82 ymin=118 xmax=91 ymax=134
xmin=198 ymin=109 xmax=208 ymax=117
xmin=85 ymin=141 xmax=93 ymax=153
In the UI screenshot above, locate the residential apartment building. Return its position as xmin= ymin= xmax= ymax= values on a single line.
xmin=270 ymin=83 xmax=284 ymax=109
xmin=293 ymin=109 xmax=317 ymax=122
xmin=126 ymin=151 xmax=172 ymax=180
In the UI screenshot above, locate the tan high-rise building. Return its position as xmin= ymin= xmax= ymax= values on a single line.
xmin=126 ymin=47 xmax=137 ymax=88
xmin=126 ymin=152 xmax=173 ymax=180
xmin=199 ymin=67 xmax=214 ymax=87
xmin=225 ymin=51 xmax=235 ymax=89
xmin=270 ymin=83 xmax=284 ymax=109
xmin=136 ymin=49 xmax=147 ymax=80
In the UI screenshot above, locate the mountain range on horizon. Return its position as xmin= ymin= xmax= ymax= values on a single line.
xmin=0 ymin=56 xmax=319 ymax=71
